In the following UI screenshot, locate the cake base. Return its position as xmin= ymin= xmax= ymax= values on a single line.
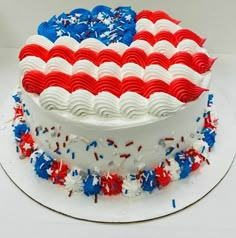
xmin=0 ymin=88 xmax=235 ymax=223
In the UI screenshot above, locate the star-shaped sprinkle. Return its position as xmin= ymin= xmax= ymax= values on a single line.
xmin=56 ymin=30 xmax=64 ymax=37
xmin=125 ymin=14 xmax=132 ymax=21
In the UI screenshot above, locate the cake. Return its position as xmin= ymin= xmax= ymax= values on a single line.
xmin=13 ymin=6 xmax=217 ymax=200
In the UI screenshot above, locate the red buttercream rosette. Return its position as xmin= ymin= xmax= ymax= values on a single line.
xmin=19 ymin=133 xmax=37 ymax=157
xmin=101 ymin=174 xmax=123 ymax=195
xmin=50 ymin=160 xmax=69 ymax=185
xmin=154 ymin=165 xmax=171 ymax=187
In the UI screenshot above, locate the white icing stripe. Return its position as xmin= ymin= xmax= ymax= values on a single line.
xmin=24 ymin=35 xmax=207 ymax=57
xmin=136 ymin=19 xmax=181 ymax=34
xmin=19 ymin=57 xmax=207 ymax=86
xmin=39 ymin=87 xmax=184 ymax=118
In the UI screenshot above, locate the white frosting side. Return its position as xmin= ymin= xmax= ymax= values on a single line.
xmin=22 ymin=88 xmax=209 ymax=175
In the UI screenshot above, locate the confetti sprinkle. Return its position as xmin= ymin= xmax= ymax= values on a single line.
xmin=172 ymin=199 xmax=176 ymax=208
xmin=125 ymin=141 xmax=134 ymax=147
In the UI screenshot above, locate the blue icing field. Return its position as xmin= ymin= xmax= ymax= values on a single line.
xmin=38 ymin=5 xmax=136 ymax=45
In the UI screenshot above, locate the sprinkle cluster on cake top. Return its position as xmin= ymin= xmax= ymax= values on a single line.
xmin=38 ymin=6 xmax=137 ymax=45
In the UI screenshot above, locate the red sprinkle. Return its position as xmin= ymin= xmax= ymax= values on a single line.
xmin=94 ymin=194 xmax=98 ymax=203
xmin=138 ymin=145 xmax=142 ymax=151
xmin=63 ymin=142 xmax=66 ymax=148
xmin=68 ymin=190 xmax=73 ymax=197
xmin=164 ymin=137 xmax=174 ymax=141
xmin=120 ymin=153 xmax=131 ymax=159
xmin=176 ymin=143 xmax=180 ymax=148
xmin=181 ymin=136 xmax=184 ymax=142
xmin=65 ymin=135 xmax=69 ymax=142
xmin=125 ymin=141 xmax=134 ymax=147
xmin=208 ymin=147 xmax=211 ymax=152
xmin=206 ymin=159 xmax=210 ymax=165
xmin=53 ymin=142 xmax=60 ymax=152
xmin=51 ymin=126 xmax=55 ymax=130
xmin=114 ymin=144 xmax=118 ymax=148
xmin=165 ymin=159 xmax=171 ymax=166
xmin=94 ymin=152 xmax=99 ymax=161
xmin=57 ymin=133 xmax=61 ymax=137
xmin=107 ymin=139 xmax=114 ymax=144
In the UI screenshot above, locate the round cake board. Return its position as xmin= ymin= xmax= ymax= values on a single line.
xmin=0 ymin=89 xmax=235 ymax=223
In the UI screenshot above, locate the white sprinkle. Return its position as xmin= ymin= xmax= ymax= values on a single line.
xmin=80 ymin=136 xmax=90 ymax=144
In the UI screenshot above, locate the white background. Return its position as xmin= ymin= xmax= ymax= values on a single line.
xmin=0 ymin=0 xmax=236 ymax=237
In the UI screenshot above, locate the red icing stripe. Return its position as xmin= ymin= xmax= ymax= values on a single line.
xmin=169 ymin=78 xmax=208 ymax=102
xmin=22 ymin=71 xmax=208 ymax=102
xmin=19 ymin=44 xmax=48 ymax=61
xmin=136 ymin=10 xmax=180 ymax=24
xmin=19 ymin=44 xmax=215 ymax=74
xmin=134 ymin=29 xmax=206 ymax=47
xmin=48 ymin=46 xmax=75 ymax=64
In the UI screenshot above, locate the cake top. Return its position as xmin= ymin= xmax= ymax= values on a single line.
xmin=19 ymin=6 xmax=215 ymax=121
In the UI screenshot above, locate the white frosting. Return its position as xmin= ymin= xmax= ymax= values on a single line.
xmin=22 ymin=88 xmax=209 ymax=175
xmin=64 ymin=169 xmax=83 ymax=193
xmin=136 ymin=19 xmax=181 ymax=35
xmin=164 ymin=157 xmax=181 ymax=181
xmin=148 ymin=92 xmax=184 ymax=117
xmin=38 ymin=88 xmax=187 ymax=119
xmin=122 ymin=175 xmax=142 ymax=197
xmin=39 ymin=86 xmax=70 ymax=110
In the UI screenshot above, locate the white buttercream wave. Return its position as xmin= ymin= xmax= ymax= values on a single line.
xmin=39 ymin=86 xmax=70 ymax=110
xmin=148 ymin=92 xmax=184 ymax=117
xmin=136 ymin=19 xmax=181 ymax=35
xmin=39 ymin=87 xmax=185 ymax=119
xmin=24 ymin=35 xmax=207 ymax=57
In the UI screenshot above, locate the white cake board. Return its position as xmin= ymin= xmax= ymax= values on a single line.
xmin=0 ymin=89 xmax=235 ymax=223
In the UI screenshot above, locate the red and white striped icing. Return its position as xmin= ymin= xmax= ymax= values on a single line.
xmin=19 ymin=12 xmax=215 ymax=119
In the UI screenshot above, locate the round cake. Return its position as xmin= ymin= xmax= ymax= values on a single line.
xmin=14 ymin=5 xmax=217 ymax=199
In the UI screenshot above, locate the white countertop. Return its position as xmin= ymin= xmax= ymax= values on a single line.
xmin=0 ymin=49 xmax=236 ymax=237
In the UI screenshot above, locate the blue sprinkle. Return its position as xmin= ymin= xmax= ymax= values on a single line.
xmin=72 ymin=152 xmax=75 ymax=160
xmin=196 ymin=117 xmax=201 ymax=122
xmin=125 ymin=189 xmax=128 ymax=194
xmin=23 ymin=103 xmax=26 ymax=107
xmin=165 ymin=147 xmax=175 ymax=156
xmin=86 ymin=145 xmax=90 ymax=151
xmin=16 ymin=145 xmax=19 ymax=152
xmin=99 ymin=154 xmax=104 ymax=159
xmin=56 ymin=150 xmax=62 ymax=155
xmin=25 ymin=109 xmax=30 ymax=116
xmin=108 ymin=142 xmax=113 ymax=146
xmin=172 ymin=199 xmax=176 ymax=208
xmin=66 ymin=149 xmax=71 ymax=153
xmin=90 ymin=140 xmax=97 ymax=148
xmin=201 ymin=146 xmax=205 ymax=154
xmin=203 ymin=112 xmax=207 ymax=118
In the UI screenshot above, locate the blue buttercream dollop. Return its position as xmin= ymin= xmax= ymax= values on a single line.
xmin=34 ymin=152 xmax=54 ymax=180
xmin=83 ymin=172 xmax=101 ymax=196
xmin=13 ymin=123 xmax=29 ymax=141
xmin=175 ymin=152 xmax=193 ymax=179
xmin=37 ymin=5 xmax=136 ymax=46
xmin=141 ymin=170 xmax=157 ymax=192
xmin=202 ymin=127 xmax=216 ymax=148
